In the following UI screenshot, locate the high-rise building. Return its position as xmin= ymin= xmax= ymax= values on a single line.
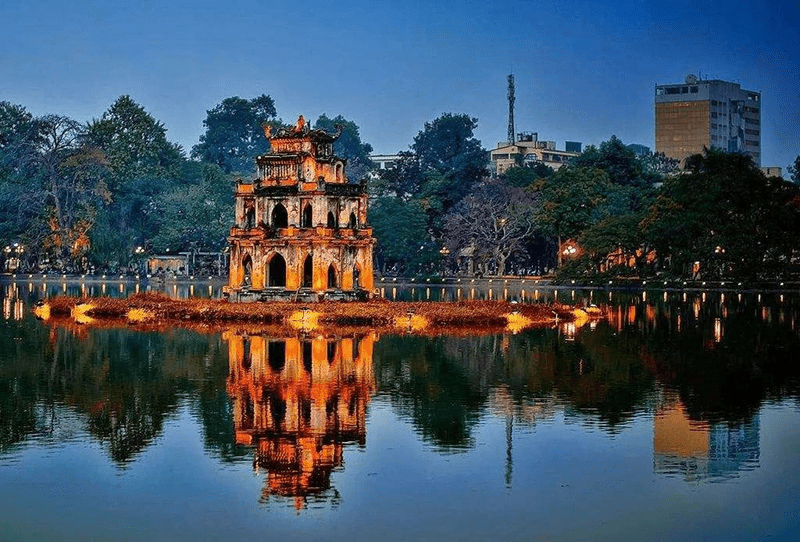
xmin=655 ymin=75 xmax=761 ymax=166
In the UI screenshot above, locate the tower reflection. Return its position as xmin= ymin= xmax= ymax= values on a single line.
xmin=225 ymin=330 xmax=376 ymax=509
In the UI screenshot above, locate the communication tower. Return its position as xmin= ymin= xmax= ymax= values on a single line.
xmin=507 ymin=73 xmax=515 ymax=145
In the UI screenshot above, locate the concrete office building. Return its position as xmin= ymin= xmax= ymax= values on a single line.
xmin=490 ymin=132 xmax=581 ymax=175
xmin=655 ymin=75 xmax=761 ymax=166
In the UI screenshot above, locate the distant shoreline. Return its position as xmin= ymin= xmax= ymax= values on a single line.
xmin=3 ymin=273 xmax=798 ymax=293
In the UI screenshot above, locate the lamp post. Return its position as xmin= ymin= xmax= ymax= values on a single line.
xmin=439 ymin=246 xmax=450 ymax=278
xmin=134 ymin=246 xmax=145 ymax=275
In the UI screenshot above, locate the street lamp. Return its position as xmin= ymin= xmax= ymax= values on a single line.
xmin=439 ymin=246 xmax=450 ymax=278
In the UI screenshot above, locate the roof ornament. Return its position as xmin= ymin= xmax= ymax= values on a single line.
xmin=293 ymin=115 xmax=306 ymax=134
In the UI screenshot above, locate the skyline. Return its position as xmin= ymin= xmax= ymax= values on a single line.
xmin=2 ymin=0 xmax=798 ymax=172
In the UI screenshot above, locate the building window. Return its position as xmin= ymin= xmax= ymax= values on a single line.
xmin=690 ymin=86 xmax=698 ymax=93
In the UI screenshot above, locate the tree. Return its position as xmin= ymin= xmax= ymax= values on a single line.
xmin=369 ymin=197 xmax=436 ymax=275
xmin=0 ymin=102 xmax=39 ymax=243
xmin=443 ymin=179 xmax=537 ymax=276
xmin=87 ymin=95 xmax=183 ymax=190
xmin=313 ymin=114 xmax=374 ymax=182
xmin=501 ymin=163 xmax=553 ymax=188
xmin=532 ymin=166 xmax=612 ymax=266
xmin=642 ymin=149 xmax=800 ymax=279
xmin=150 ymin=163 xmax=233 ymax=253
xmin=191 ymin=95 xmax=278 ymax=174
xmin=573 ymin=135 xmax=657 ymax=188
xmin=86 ymin=96 xmax=186 ymax=266
xmin=790 ymin=155 xmax=800 ymax=184
xmin=579 ymin=212 xmax=647 ymax=274
xmin=411 ymin=113 xmax=487 ymax=213
xmin=11 ymin=115 xmax=110 ymax=271
xmin=370 ymin=151 xmax=423 ymax=199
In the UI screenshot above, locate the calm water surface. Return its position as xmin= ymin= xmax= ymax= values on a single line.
xmin=1 ymin=281 xmax=799 ymax=541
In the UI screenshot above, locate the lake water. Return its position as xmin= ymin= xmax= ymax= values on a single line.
xmin=1 ymin=280 xmax=799 ymax=541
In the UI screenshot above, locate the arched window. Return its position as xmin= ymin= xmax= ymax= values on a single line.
xmin=348 ymin=212 xmax=358 ymax=229
xmin=271 ymin=203 xmax=288 ymax=228
xmin=335 ymin=162 xmax=344 ymax=182
xmin=245 ymin=206 xmax=255 ymax=229
xmin=327 ymin=264 xmax=337 ymax=289
xmin=301 ymin=204 xmax=313 ymax=228
xmin=268 ymin=253 xmax=286 ymax=287
xmin=302 ymin=255 xmax=313 ymax=287
xmin=353 ymin=264 xmax=361 ymax=290
xmin=242 ymin=255 xmax=253 ymax=286
xmin=327 ymin=211 xmax=337 ymax=228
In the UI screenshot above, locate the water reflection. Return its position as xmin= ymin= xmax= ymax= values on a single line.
xmin=0 ymin=285 xmax=798 ymax=504
xmin=653 ymin=399 xmax=760 ymax=482
xmin=225 ymin=331 xmax=375 ymax=509
xmin=0 ymin=275 xmax=224 ymax=302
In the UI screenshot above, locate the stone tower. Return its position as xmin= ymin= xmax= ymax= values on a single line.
xmin=225 ymin=115 xmax=374 ymax=302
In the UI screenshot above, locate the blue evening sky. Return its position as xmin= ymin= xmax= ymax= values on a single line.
xmin=2 ymin=0 xmax=798 ymax=172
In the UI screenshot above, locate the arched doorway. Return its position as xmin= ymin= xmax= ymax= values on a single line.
xmin=302 ymin=255 xmax=313 ymax=287
xmin=327 ymin=211 xmax=337 ymax=228
xmin=242 ymin=255 xmax=253 ymax=286
xmin=353 ymin=264 xmax=361 ymax=290
xmin=327 ymin=264 xmax=337 ymax=289
xmin=301 ymin=204 xmax=313 ymax=228
xmin=271 ymin=203 xmax=288 ymax=228
xmin=348 ymin=212 xmax=358 ymax=228
xmin=268 ymin=253 xmax=286 ymax=287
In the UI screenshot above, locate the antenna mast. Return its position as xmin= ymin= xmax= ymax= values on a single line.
xmin=507 ymin=73 xmax=515 ymax=144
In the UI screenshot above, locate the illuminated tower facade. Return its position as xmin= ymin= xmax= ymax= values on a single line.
xmin=225 ymin=115 xmax=375 ymax=302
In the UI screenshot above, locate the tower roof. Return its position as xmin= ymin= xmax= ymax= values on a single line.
xmin=264 ymin=115 xmax=341 ymax=145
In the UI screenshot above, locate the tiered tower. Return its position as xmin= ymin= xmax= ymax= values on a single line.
xmin=225 ymin=115 xmax=375 ymax=301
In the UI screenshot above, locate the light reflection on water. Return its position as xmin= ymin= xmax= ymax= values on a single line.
xmin=0 ymin=280 xmax=799 ymax=540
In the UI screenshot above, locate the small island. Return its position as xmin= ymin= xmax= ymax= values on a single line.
xmin=33 ymin=292 xmax=596 ymax=335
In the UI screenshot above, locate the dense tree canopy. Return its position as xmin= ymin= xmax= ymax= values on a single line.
xmin=642 ymin=149 xmax=800 ymax=279
xmin=370 ymin=113 xmax=488 ymax=274
xmin=149 ymin=162 xmax=233 ymax=253
xmin=86 ymin=96 xmax=187 ymax=267
xmin=369 ymin=196 xmax=437 ymax=275
xmin=191 ymin=95 xmax=278 ymax=174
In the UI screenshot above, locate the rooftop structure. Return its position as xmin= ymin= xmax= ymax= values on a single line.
xmin=490 ymin=132 xmax=581 ymax=174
